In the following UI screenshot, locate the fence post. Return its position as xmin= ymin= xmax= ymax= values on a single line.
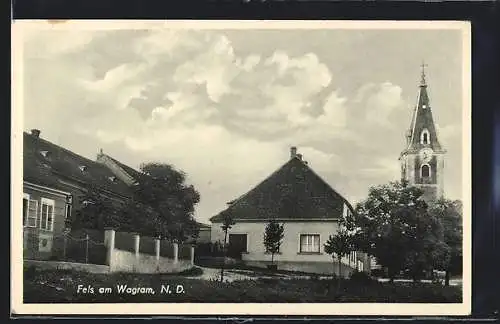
xmin=155 ymin=238 xmax=160 ymax=272
xmin=85 ymin=234 xmax=89 ymax=264
xmin=190 ymin=245 xmax=195 ymax=265
xmin=104 ymin=228 xmax=115 ymax=269
xmin=173 ymin=242 xmax=179 ymax=264
xmin=133 ymin=233 xmax=140 ymax=272
xmin=62 ymin=231 xmax=67 ymax=260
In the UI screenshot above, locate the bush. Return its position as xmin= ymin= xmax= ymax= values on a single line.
xmin=370 ymin=268 xmax=386 ymax=278
xmin=350 ymin=270 xmax=374 ymax=284
xmin=24 ymin=265 xmax=37 ymax=280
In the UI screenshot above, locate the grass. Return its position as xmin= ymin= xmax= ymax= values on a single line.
xmin=196 ymin=259 xmax=329 ymax=277
xmin=23 ymin=265 xmax=462 ymax=303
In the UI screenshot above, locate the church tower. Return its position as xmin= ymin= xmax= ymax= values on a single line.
xmin=399 ymin=64 xmax=446 ymax=202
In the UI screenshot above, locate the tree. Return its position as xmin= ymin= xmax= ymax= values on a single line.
xmin=263 ymin=218 xmax=285 ymax=268
xmin=219 ymin=210 xmax=236 ymax=282
xmin=354 ymin=180 xmax=444 ymax=282
xmin=67 ymin=183 xmax=122 ymax=231
xmin=429 ymin=199 xmax=463 ymax=285
xmin=130 ymin=162 xmax=201 ymax=242
xmin=324 ymin=229 xmax=352 ymax=278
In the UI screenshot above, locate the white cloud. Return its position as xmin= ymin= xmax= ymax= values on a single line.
xmin=355 ymin=82 xmax=405 ymax=126
xmin=21 ymin=27 xmax=463 ymax=222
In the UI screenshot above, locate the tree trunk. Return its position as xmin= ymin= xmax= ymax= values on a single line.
xmin=445 ymin=269 xmax=450 ymax=286
xmin=220 ymin=230 xmax=228 ymax=282
xmin=332 ymin=258 xmax=336 ymax=277
xmin=338 ymin=257 xmax=342 ymax=279
xmin=271 ymin=252 xmax=274 ymax=266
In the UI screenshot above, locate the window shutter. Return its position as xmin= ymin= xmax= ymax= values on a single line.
xmin=28 ymin=199 xmax=38 ymax=227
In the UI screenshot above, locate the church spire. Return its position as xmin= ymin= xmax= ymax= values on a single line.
xmin=405 ymin=63 xmax=443 ymax=152
xmin=399 ymin=63 xmax=446 ymax=202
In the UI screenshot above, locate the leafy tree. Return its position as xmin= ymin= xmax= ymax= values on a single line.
xmin=67 ymin=183 xmax=122 ymax=230
xmin=324 ymin=229 xmax=352 ymax=278
xmin=130 ymin=162 xmax=201 ymax=242
xmin=354 ymin=180 xmax=444 ymax=282
xmin=219 ymin=210 xmax=236 ymax=282
xmin=263 ymin=218 xmax=285 ymax=267
xmin=429 ymin=199 xmax=463 ymax=285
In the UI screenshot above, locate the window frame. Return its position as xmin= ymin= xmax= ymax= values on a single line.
xmin=421 ymin=164 xmax=431 ymax=178
xmin=65 ymin=195 xmax=73 ymax=220
xmin=299 ymin=234 xmax=321 ymax=254
xmin=39 ymin=198 xmax=55 ymax=231
xmin=420 ymin=128 xmax=431 ymax=145
xmin=24 ymin=193 xmax=38 ymax=228
xmin=23 ymin=193 xmax=30 ymax=227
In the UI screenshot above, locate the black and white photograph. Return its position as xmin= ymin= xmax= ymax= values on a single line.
xmin=11 ymin=20 xmax=471 ymax=315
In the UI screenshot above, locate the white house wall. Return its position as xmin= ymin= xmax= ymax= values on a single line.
xmin=211 ymin=220 xmax=340 ymax=263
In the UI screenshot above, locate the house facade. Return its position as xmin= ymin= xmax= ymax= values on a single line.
xmin=210 ymin=147 xmax=370 ymax=276
xmin=23 ymin=129 xmax=133 ymax=260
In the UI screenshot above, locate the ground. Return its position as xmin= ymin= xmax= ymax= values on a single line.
xmin=23 ymin=264 xmax=462 ymax=303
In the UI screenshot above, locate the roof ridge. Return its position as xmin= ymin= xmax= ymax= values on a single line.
xmin=210 ymin=155 xmax=354 ymax=222
xmin=24 ymin=131 xmax=106 ymax=169
xmin=104 ymin=153 xmax=141 ymax=173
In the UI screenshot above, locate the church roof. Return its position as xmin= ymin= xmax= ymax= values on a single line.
xmin=405 ymin=66 xmax=444 ymax=153
xmin=209 ymin=149 xmax=353 ymax=223
xmin=23 ymin=130 xmax=132 ymax=198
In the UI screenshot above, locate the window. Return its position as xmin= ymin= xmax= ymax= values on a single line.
xmin=65 ymin=195 xmax=72 ymax=219
xmin=420 ymin=129 xmax=430 ymax=145
xmin=421 ymin=164 xmax=431 ymax=178
xmin=23 ymin=193 xmax=29 ymax=226
xmin=299 ymin=234 xmax=320 ymax=253
xmin=39 ymin=198 xmax=55 ymax=231
xmin=23 ymin=194 xmax=38 ymax=228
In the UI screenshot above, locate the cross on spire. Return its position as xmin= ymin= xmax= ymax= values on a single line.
xmin=420 ymin=61 xmax=428 ymax=86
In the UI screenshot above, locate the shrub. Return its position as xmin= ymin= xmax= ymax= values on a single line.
xmin=24 ymin=265 xmax=37 ymax=280
xmin=178 ymin=266 xmax=204 ymax=276
xmin=349 ymin=270 xmax=374 ymax=284
xmin=370 ymin=268 xmax=386 ymax=278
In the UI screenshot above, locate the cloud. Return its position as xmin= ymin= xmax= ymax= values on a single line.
xmin=354 ymin=82 xmax=406 ymax=126
xmin=21 ymin=27 xmax=462 ymax=222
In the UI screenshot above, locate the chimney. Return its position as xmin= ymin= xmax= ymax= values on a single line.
xmin=290 ymin=146 xmax=297 ymax=159
xmin=31 ymin=129 xmax=41 ymax=138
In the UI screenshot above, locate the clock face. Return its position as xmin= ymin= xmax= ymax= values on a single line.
xmin=420 ymin=148 xmax=433 ymax=162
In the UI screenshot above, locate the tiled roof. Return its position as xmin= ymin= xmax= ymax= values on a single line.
xmin=23 ymin=131 xmax=132 ymax=198
xmin=210 ymin=156 xmax=353 ymax=222
xmin=406 ymin=76 xmax=444 ymax=152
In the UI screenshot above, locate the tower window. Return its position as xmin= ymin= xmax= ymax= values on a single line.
xmin=421 ymin=164 xmax=430 ymax=178
xmin=420 ymin=129 xmax=430 ymax=145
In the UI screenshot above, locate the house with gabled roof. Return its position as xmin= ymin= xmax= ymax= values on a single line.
xmin=23 ymin=129 xmax=134 ymax=260
xmin=209 ymin=146 xmax=370 ymax=276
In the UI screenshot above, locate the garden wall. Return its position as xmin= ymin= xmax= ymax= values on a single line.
xmin=104 ymin=228 xmax=195 ymax=274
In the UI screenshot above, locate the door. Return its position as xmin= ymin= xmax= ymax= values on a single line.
xmin=228 ymin=234 xmax=247 ymax=259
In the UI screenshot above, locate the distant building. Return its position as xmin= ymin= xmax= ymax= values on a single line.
xmin=399 ymin=64 xmax=446 ymax=203
xmin=195 ymin=222 xmax=212 ymax=243
xmin=210 ymin=146 xmax=369 ymax=276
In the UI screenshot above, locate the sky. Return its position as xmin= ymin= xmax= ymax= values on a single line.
xmin=19 ymin=22 xmax=466 ymax=225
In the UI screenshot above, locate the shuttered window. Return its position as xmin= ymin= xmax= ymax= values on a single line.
xmin=24 ymin=194 xmax=38 ymax=228
xmin=39 ymin=198 xmax=55 ymax=231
